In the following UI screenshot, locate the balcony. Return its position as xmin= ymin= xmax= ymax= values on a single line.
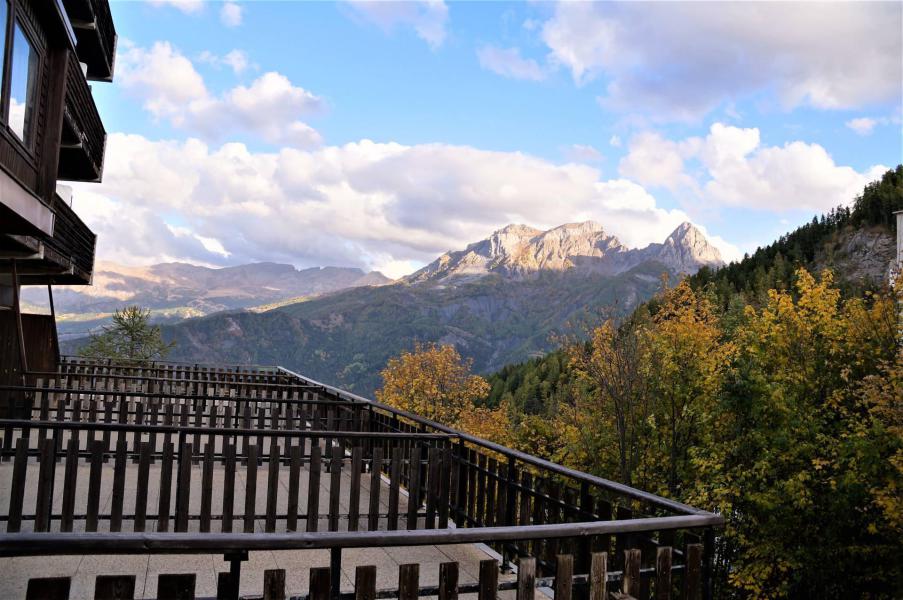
xmin=58 ymin=52 xmax=106 ymax=183
xmin=0 ymin=359 xmax=722 ymax=600
xmin=0 ymin=193 xmax=97 ymax=284
xmin=61 ymin=0 xmax=117 ymax=82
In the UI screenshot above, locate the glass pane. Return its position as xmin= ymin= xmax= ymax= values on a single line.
xmin=8 ymin=21 xmax=38 ymax=146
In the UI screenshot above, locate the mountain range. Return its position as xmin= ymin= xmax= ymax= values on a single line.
xmin=124 ymin=221 xmax=725 ymax=393
xmin=25 ymin=261 xmax=390 ymax=337
xmin=407 ymin=221 xmax=722 ymax=283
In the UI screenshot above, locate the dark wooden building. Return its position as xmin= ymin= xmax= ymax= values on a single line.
xmin=0 ymin=0 xmax=115 ymax=394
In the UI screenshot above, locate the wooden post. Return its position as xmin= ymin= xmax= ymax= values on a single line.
xmin=516 ymin=557 xmax=536 ymax=600
xmin=478 ymin=559 xmax=498 ymax=600
xmin=439 ymin=562 xmax=459 ymax=600
xmin=354 ymin=566 xmax=376 ymax=600
xmin=656 ymin=547 xmax=672 ymax=600
xmin=398 ymin=564 xmax=420 ymax=600
xmin=263 ymin=569 xmax=286 ymax=600
xmin=555 ymin=555 xmax=573 ymax=600
xmin=623 ymin=549 xmax=641 ymax=598
xmin=589 ymin=553 xmax=607 ymax=600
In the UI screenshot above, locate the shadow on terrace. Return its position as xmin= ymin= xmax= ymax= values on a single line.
xmin=0 ymin=357 xmax=722 ymax=600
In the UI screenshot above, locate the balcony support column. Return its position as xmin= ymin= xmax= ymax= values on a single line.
xmin=330 ymin=547 xmax=342 ymax=600
xmin=11 ymin=260 xmax=27 ymax=380
xmin=223 ymin=550 xmax=247 ymax=600
xmin=41 ymin=47 xmax=70 ymax=204
xmin=47 ymin=285 xmax=60 ymax=366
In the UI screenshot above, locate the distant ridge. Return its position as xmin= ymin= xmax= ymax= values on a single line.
xmin=406 ymin=221 xmax=723 ymax=284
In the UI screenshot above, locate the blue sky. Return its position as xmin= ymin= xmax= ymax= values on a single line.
xmin=74 ymin=1 xmax=902 ymax=278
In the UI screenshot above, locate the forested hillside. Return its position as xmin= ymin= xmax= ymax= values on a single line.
xmin=486 ymin=166 xmax=903 ymax=415
xmin=466 ymin=167 xmax=903 ymax=597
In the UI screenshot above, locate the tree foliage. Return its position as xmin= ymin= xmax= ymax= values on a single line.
xmin=375 ymin=342 xmax=491 ymax=426
xmin=78 ymin=305 xmax=175 ymax=363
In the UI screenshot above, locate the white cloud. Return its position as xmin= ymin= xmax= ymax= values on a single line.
xmin=541 ymin=2 xmax=902 ymax=121
xmin=618 ymin=122 xmax=887 ymax=213
xmin=844 ymin=115 xmax=900 ymax=136
xmin=198 ymin=49 xmax=251 ymax=74
xmin=147 ymin=0 xmax=204 ymax=14
xmin=119 ymin=42 xmax=323 ymax=147
xmin=118 ymin=41 xmax=208 ymax=118
xmin=220 ymin=2 xmax=243 ymax=27
xmin=345 ymin=0 xmax=448 ymax=49
xmin=477 ymin=46 xmax=546 ymax=81
xmin=618 ymin=132 xmax=701 ymax=192
xmin=609 ymin=135 xmax=621 ymax=148
xmin=72 ymin=134 xmax=719 ymax=273
xmin=846 ymin=117 xmax=878 ymax=136
xmin=564 ymin=144 xmax=603 ymax=163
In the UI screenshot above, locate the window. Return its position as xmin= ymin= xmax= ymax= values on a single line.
xmin=7 ymin=19 xmax=38 ymax=147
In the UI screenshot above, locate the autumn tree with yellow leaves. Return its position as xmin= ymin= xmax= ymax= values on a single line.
xmin=375 ymin=342 xmax=493 ymax=428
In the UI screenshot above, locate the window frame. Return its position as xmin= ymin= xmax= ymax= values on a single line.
xmin=0 ymin=0 xmax=11 ymax=121
xmin=0 ymin=0 xmax=44 ymax=155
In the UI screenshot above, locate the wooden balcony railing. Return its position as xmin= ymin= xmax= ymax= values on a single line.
xmin=59 ymin=52 xmax=106 ymax=182
xmin=62 ymin=0 xmax=117 ymax=81
xmin=0 ymin=359 xmax=723 ymax=600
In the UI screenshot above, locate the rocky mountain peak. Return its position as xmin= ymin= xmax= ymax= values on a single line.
xmin=407 ymin=220 xmax=724 ymax=284
xmin=653 ymin=222 xmax=724 ymax=272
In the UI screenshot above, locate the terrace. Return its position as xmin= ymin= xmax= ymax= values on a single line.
xmin=0 ymin=358 xmax=722 ymax=600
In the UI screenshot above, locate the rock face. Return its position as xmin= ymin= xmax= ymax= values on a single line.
xmin=813 ymin=226 xmax=896 ymax=285
xmin=407 ymin=221 xmax=723 ymax=284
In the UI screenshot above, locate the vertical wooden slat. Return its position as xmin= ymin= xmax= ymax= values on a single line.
xmin=388 ymin=447 xmax=402 ymax=530
xmin=86 ymin=440 xmax=104 ymax=532
xmin=684 ymin=544 xmax=702 ymax=600
xmin=475 ymin=453 xmax=486 ymax=525
xmin=438 ymin=447 xmax=451 ymax=529
xmin=478 ymin=559 xmax=498 ymax=600
xmin=287 ymin=444 xmax=301 ymax=531
xmin=200 ymin=443 xmax=215 ymax=532
xmin=157 ymin=441 xmax=174 ymax=532
xmin=406 ymin=446 xmax=422 ymax=530
xmin=516 ymin=557 xmax=535 ymax=600
xmin=398 ymin=564 xmax=419 ymax=600
xmin=555 ymin=554 xmax=573 ymax=600
xmin=425 ymin=447 xmax=440 ymax=528
xmin=354 ymin=565 xmax=376 ymax=600
xmin=348 ymin=446 xmax=362 ymax=532
xmin=222 ymin=442 xmax=236 ymax=533
xmin=656 ymin=546 xmax=672 ymax=600
xmin=263 ymin=569 xmax=286 ymax=600
xmin=94 ymin=575 xmax=136 ymax=600
xmin=589 ymin=553 xmax=607 ymax=600
xmin=244 ymin=444 xmax=259 ymax=533
xmin=34 ymin=438 xmax=56 ymax=532
xmin=439 ymin=562 xmax=459 ymax=600
xmin=307 ymin=445 xmax=322 ymax=532
xmin=328 ymin=455 xmax=342 ymax=532
xmin=61 ymin=438 xmax=79 ymax=532
xmin=157 ymin=574 xmax=196 ymax=600
xmin=486 ymin=457 xmax=499 ymax=528
xmin=26 ymin=577 xmax=71 ymax=600
xmin=309 ymin=567 xmax=331 ymax=600
xmin=7 ymin=438 xmax=28 ymax=532
xmin=110 ymin=438 xmax=128 ymax=532
xmin=368 ymin=447 xmax=383 ymax=531
xmin=216 ymin=572 xmax=233 ymax=600
xmin=623 ymin=549 xmax=641 ymax=599
xmin=266 ymin=443 xmax=280 ymax=532
xmin=135 ymin=442 xmax=152 ymax=532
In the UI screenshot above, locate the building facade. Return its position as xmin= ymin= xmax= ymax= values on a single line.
xmin=0 ymin=0 xmax=115 ymax=394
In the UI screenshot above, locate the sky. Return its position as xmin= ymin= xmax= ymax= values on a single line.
xmin=69 ymin=0 xmax=903 ymax=279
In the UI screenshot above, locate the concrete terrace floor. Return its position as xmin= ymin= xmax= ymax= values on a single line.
xmin=0 ymin=441 xmax=514 ymax=600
